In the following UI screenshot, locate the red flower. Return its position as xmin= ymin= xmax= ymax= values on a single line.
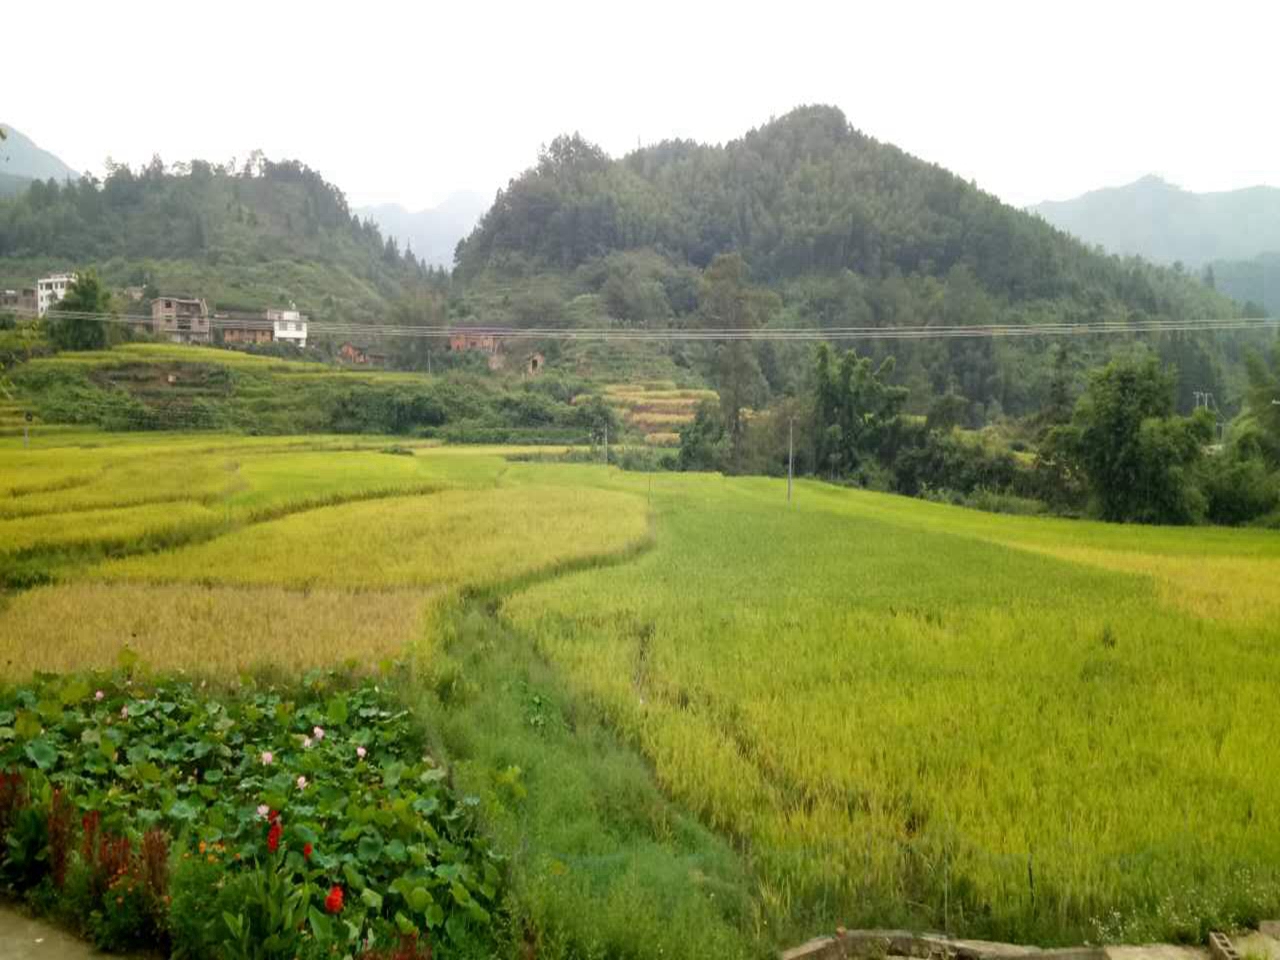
xmin=267 ymin=821 xmax=283 ymax=853
xmin=303 ymin=842 xmax=313 ymax=860
xmin=324 ymin=885 xmax=344 ymax=914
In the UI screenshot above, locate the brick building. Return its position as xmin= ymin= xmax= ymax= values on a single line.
xmin=152 ymin=297 xmax=211 ymax=344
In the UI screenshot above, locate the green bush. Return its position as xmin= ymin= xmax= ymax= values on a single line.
xmin=0 ymin=671 xmax=502 ymax=957
xmin=1201 ymin=452 xmax=1280 ymax=526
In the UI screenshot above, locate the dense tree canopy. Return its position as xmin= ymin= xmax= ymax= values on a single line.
xmin=1047 ymin=358 xmax=1214 ymax=523
xmin=811 ymin=342 xmax=907 ymax=478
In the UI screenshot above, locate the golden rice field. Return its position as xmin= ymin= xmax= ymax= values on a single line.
xmin=2 ymin=429 xmax=1279 ymax=950
xmin=0 ymin=435 xmax=641 ymax=675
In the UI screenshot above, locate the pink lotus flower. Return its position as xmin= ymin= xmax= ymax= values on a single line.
xmin=313 ymin=726 xmax=325 ymax=740
xmin=303 ymin=736 xmax=313 ymax=749
xmin=94 ymin=690 xmax=104 ymax=702
xmin=356 ymin=746 xmax=367 ymax=759
xmin=296 ymin=776 xmax=308 ymax=790
xmin=257 ymin=804 xmax=270 ymax=819
xmin=261 ymin=751 xmax=273 ymax=766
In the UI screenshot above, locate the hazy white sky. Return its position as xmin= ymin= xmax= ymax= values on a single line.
xmin=5 ymin=0 xmax=1277 ymax=211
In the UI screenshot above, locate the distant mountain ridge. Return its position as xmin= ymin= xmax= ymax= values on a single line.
xmin=356 ymin=191 xmax=487 ymax=268
xmin=1030 ymin=176 xmax=1280 ymax=266
xmin=0 ymin=123 xmax=80 ymax=185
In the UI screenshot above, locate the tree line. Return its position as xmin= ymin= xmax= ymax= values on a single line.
xmin=677 ymin=255 xmax=1280 ymax=527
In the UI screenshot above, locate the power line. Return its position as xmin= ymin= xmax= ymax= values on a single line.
xmin=12 ymin=307 xmax=1278 ymax=343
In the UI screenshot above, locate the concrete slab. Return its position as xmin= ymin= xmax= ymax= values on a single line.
xmin=0 ymin=906 xmax=145 ymax=960
xmin=1105 ymin=946 xmax=1208 ymax=960
xmin=948 ymin=939 xmax=1040 ymax=958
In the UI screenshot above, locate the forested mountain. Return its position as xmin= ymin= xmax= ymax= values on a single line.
xmin=1211 ymin=253 xmax=1280 ymax=315
xmin=0 ymin=154 xmax=431 ymax=319
xmin=454 ymin=106 xmax=1254 ymax=418
xmin=356 ymin=191 xmax=487 ymax=267
xmin=458 ymin=107 xmax=1227 ymax=315
xmin=1031 ymin=176 xmax=1280 ymax=267
xmin=0 ymin=123 xmax=80 ymax=184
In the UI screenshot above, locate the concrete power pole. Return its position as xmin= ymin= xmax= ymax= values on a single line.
xmin=787 ymin=417 xmax=794 ymax=505
xmin=603 ymin=422 xmax=609 ymax=466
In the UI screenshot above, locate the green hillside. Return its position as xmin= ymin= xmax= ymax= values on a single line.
xmin=6 ymin=343 xmax=620 ymax=442
xmin=452 ymin=105 xmax=1254 ymax=417
xmin=0 ymin=156 xmax=433 ymax=321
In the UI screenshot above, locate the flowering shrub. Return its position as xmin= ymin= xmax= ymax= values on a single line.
xmin=0 ymin=671 xmax=500 ymax=957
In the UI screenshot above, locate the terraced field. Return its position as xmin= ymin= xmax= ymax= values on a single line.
xmin=601 ymin=381 xmax=717 ymax=445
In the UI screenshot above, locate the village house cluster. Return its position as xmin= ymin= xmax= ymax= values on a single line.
xmin=141 ymin=297 xmax=309 ymax=348
xmin=1 ymin=274 xmax=308 ymax=351
xmin=3 ymin=273 xmax=548 ymax=376
xmin=1 ymin=272 xmax=78 ymax=317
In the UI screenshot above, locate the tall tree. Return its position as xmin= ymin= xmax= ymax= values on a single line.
xmin=1043 ymin=344 xmax=1075 ymax=428
xmin=47 ymin=270 xmax=114 ymax=351
xmin=811 ymin=343 xmax=907 ymax=477
xmin=698 ymin=254 xmax=776 ymax=470
xmin=1244 ymin=338 xmax=1280 ymax=464
xmin=1047 ymin=357 xmax=1213 ymax=523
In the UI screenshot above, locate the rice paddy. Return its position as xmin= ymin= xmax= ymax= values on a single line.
xmin=2 ymin=429 xmax=1278 ymax=953
xmin=504 ymin=473 xmax=1280 ymax=944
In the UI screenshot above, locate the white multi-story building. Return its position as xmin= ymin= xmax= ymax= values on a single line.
xmin=267 ymin=308 xmax=308 ymax=348
xmin=37 ymin=273 xmax=77 ymax=317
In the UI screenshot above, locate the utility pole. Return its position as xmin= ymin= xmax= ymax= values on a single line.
xmin=603 ymin=422 xmax=608 ymax=466
xmin=23 ymin=411 xmax=31 ymax=448
xmin=787 ymin=417 xmax=794 ymax=505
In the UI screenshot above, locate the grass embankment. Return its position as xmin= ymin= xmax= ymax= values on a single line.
xmin=9 ymin=343 xmax=611 ymax=441
xmin=3 ymin=431 xmax=1280 ymax=955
